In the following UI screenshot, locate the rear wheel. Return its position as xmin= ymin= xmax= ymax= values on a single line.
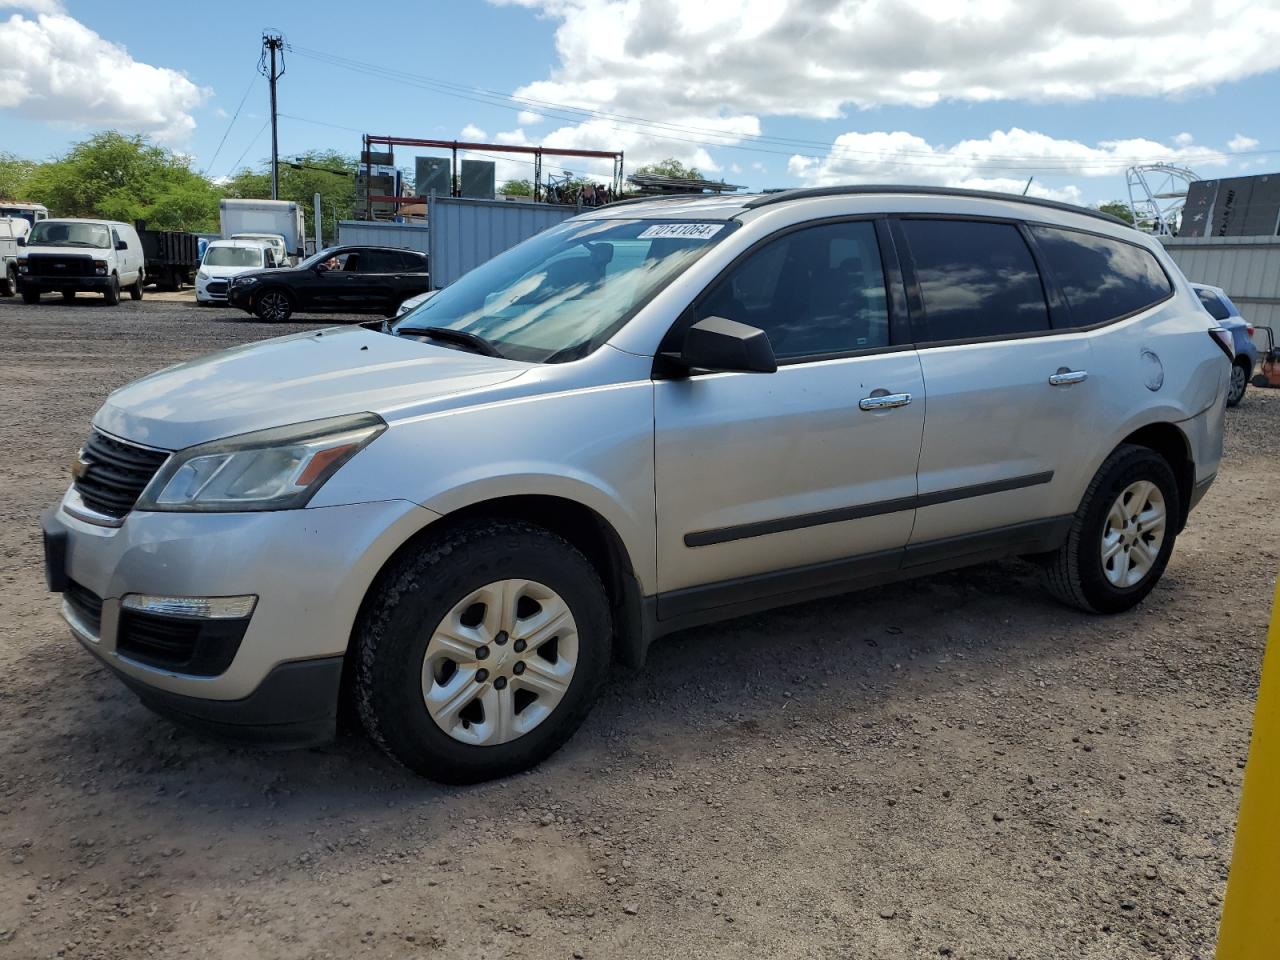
xmin=1226 ymin=361 xmax=1249 ymax=407
xmin=129 ymin=272 xmax=144 ymax=301
xmin=103 ymin=276 xmax=120 ymax=306
xmin=21 ymin=287 xmax=39 ymax=304
xmin=355 ymin=520 xmax=611 ymax=783
xmin=253 ymin=289 xmax=293 ymax=322
xmin=61 ymin=290 xmax=76 ymax=302
xmin=0 ymin=264 xmax=15 ymax=297
xmin=1039 ymin=444 xmax=1180 ymax=613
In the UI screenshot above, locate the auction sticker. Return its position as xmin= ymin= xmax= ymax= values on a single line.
xmin=637 ymin=223 xmax=725 ymax=240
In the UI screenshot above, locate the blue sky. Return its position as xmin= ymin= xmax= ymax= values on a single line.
xmin=2 ymin=0 xmax=1278 ymax=206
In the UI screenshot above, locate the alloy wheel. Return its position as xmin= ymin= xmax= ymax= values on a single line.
xmin=258 ymin=291 xmax=291 ymax=321
xmin=1100 ymin=480 xmax=1167 ymax=588
xmin=1228 ymin=364 xmax=1247 ymax=405
xmin=422 ymin=579 xmax=578 ymax=746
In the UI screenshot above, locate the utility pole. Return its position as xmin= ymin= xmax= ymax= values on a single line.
xmin=260 ymin=32 xmax=286 ymax=200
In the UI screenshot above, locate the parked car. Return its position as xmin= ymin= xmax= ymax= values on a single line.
xmin=226 ymin=245 xmax=429 ymax=322
xmin=1191 ymin=283 xmax=1258 ymax=406
xmin=393 ymin=288 xmax=435 ymax=318
xmin=41 ymin=186 xmax=1229 ymax=783
xmin=230 ymin=232 xmax=290 ymax=270
xmin=0 ymin=216 xmax=22 ymax=296
xmin=196 ymin=240 xmax=276 ymax=306
xmin=17 ymin=218 xmax=145 ymax=304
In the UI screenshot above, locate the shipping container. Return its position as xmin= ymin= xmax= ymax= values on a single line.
xmin=426 ymin=195 xmax=579 ymax=289
xmin=1162 ymin=234 xmax=1280 ymax=337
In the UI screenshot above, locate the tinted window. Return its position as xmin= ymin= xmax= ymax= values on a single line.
xmin=398 ymin=251 xmax=427 ymax=271
xmin=356 ymin=250 xmax=399 ymax=272
xmin=1030 ymin=226 xmax=1172 ymax=327
xmin=693 ymin=220 xmax=890 ymax=360
xmin=1196 ymin=287 xmax=1230 ymax=321
xmin=900 ymin=220 xmax=1049 ymax=340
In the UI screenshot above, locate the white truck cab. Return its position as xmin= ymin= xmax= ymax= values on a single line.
xmin=196 ymin=239 xmax=275 ymax=305
xmin=17 ymin=218 xmax=146 ymax=305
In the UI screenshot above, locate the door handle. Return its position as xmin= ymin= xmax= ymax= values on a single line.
xmin=1048 ymin=369 xmax=1088 ymax=386
xmin=858 ymin=392 xmax=912 ymax=411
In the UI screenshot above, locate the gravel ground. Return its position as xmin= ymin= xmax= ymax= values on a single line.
xmin=0 ymin=295 xmax=1276 ymax=960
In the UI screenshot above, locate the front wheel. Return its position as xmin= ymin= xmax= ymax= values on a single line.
xmin=1226 ymin=361 xmax=1249 ymax=407
xmin=253 ymin=289 xmax=293 ymax=322
xmin=103 ymin=276 xmax=120 ymax=306
xmin=354 ymin=520 xmax=612 ymax=783
xmin=1039 ymin=444 xmax=1181 ymax=614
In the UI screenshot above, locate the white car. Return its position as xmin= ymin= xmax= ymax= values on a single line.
xmin=18 ymin=219 xmax=145 ymax=305
xmin=196 ymin=240 xmax=276 ymax=306
xmin=230 ymin=232 xmax=290 ymax=269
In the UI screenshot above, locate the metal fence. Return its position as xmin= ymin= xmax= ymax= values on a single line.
xmin=1162 ymin=235 xmax=1280 ymax=333
xmin=336 ymin=220 xmax=430 ymax=256
xmin=427 ymin=196 xmax=579 ymax=289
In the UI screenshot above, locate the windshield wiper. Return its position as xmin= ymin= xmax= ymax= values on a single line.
xmin=397 ymin=325 xmax=502 ymax=358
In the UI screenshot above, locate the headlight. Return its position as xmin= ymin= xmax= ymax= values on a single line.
xmin=136 ymin=413 xmax=386 ymax=512
xmin=196 ymin=270 xmax=209 ymax=282
xmin=234 ymin=275 xmax=259 ymax=286
xmin=17 ymin=258 xmax=27 ymax=273
xmin=94 ymin=259 xmax=108 ymax=275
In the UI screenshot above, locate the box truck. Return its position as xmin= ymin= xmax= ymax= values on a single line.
xmin=218 ymin=199 xmax=305 ymax=265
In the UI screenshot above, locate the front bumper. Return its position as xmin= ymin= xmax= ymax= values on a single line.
xmin=195 ymin=276 xmax=230 ymax=303
xmin=226 ymin=283 xmax=255 ymax=310
xmin=43 ymin=492 xmax=439 ymax=743
xmin=22 ymin=275 xmax=114 ymax=293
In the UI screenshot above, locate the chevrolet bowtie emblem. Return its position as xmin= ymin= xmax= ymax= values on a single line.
xmin=71 ymin=452 xmax=90 ymax=481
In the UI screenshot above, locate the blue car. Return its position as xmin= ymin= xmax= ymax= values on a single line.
xmin=1193 ymin=283 xmax=1259 ymax=407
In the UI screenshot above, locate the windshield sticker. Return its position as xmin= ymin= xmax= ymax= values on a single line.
xmin=637 ymin=223 xmax=725 ymax=240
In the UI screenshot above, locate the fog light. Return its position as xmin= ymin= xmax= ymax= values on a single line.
xmin=121 ymin=594 xmax=257 ymax=619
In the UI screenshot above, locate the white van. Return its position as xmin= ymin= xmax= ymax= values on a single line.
xmin=16 ymin=219 xmax=146 ymax=305
xmin=196 ymin=239 xmax=275 ymax=305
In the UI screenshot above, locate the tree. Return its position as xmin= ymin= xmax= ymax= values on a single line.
xmin=635 ymin=157 xmax=704 ymax=180
xmin=0 ymin=152 xmax=36 ymax=200
xmin=226 ymin=149 xmax=357 ymax=241
xmin=500 ymin=178 xmax=533 ymax=197
xmin=1099 ymin=201 xmax=1135 ymax=225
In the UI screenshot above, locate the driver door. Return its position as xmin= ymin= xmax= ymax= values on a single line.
xmin=653 ymin=218 xmax=925 ymax=615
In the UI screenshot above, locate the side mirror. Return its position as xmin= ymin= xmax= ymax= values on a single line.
xmin=115 ymin=239 xmax=128 ymax=251
xmin=673 ymin=316 xmax=777 ymax=374
xmin=15 ymin=236 xmax=25 ymax=247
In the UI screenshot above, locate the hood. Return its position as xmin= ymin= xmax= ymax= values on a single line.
xmin=199 ymin=262 xmax=261 ymax=279
xmin=94 ymin=326 xmax=531 ymax=450
xmin=23 ymin=246 xmax=108 ymax=259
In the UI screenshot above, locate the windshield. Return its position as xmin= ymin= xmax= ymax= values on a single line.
xmin=204 ymin=246 xmax=265 ymax=268
xmin=393 ymin=218 xmax=736 ymax=362
xmin=298 ymin=246 xmax=343 ymax=270
xmin=28 ymin=221 xmax=111 ymax=249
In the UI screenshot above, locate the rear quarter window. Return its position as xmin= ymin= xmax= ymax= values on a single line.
xmin=1030 ymin=226 xmax=1172 ymax=327
xmin=1195 ymin=288 xmax=1231 ymax=321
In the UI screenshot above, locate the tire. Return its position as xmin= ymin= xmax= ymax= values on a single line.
xmin=61 ymin=290 xmax=76 ymax=302
xmin=1039 ymin=444 xmax=1181 ymax=614
xmin=129 ymin=272 xmax=144 ymax=301
xmin=21 ymin=287 xmax=39 ymax=305
xmin=354 ymin=520 xmax=612 ymax=783
xmin=103 ymin=276 xmax=120 ymax=306
xmin=0 ymin=264 xmax=15 ymax=297
xmin=1226 ymin=360 xmax=1249 ymax=407
xmin=253 ymin=288 xmax=293 ymax=322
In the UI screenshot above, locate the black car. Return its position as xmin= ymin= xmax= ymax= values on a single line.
xmin=227 ymin=245 xmax=429 ymax=322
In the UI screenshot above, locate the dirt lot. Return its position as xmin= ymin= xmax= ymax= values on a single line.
xmin=0 ymin=295 xmax=1276 ymax=960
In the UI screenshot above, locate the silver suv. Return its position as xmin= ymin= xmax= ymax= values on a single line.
xmin=42 ymin=187 xmax=1231 ymax=782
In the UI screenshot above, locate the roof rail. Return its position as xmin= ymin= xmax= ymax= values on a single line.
xmin=597 ymin=193 xmax=730 ymax=210
xmin=743 ymin=184 xmax=1130 ymax=227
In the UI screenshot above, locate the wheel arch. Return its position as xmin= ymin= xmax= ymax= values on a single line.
xmin=349 ymin=494 xmax=650 ymax=679
xmin=1116 ymin=421 xmax=1194 ymax=530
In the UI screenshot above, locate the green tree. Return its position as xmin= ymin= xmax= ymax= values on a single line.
xmin=0 ymin=152 xmax=36 ymax=200
xmin=1099 ymin=201 xmax=1135 ymax=225
xmin=226 ymin=149 xmax=357 ymax=242
xmin=500 ymin=178 xmax=533 ymax=197
xmin=635 ymin=157 xmax=704 ymax=180
xmin=19 ymin=132 xmax=223 ymax=231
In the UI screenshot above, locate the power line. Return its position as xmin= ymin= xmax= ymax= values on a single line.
xmin=286 ymin=44 xmax=1279 ymax=173
xmin=204 ymin=73 xmax=259 ymax=175
xmin=225 ymin=119 xmax=270 ymax=179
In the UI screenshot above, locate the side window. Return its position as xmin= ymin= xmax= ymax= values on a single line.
xmin=1029 ymin=226 xmax=1172 ymax=327
xmin=692 ymin=220 xmax=890 ymax=360
xmin=398 ymin=251 xmax=426 ymax=271
xmin=111 ymin=228 xmax=123 ymax=249
xmin=899 ymin=219 xmax=1049 ymax=340
xmin=1195 ymin=287 xmax=1230 ymax=322
xmin=355 ymin=250 xmax=397 ymax=272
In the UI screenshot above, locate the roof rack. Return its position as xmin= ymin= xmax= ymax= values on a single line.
xmin=597 ymin=194 xmax=722 ymax=210
xmin=743 ymin=184 xmax=1130 ymax=227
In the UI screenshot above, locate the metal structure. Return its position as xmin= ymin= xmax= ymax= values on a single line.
xmin=259 ymin=32 xmax=286 ymax=200
xmin=336 ymin=220 xmax=431 ymax=256
xmin=1126 ymin=164 xmax=1198 ymax=236
xmin=626 ymin=174 xmax=744 ymax=196
xmin=361 ymin=134 xmax=624 ymax=218
xmin=426 ymin=195 xmax=580 ymax=289
xmin=1161 ymin=234 xmax=1280 ymax=331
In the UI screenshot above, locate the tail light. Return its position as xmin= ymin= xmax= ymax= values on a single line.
xmin=1247 ymin=324 xmax=1255 ymax=336
xmin=1209 ymin=327 xmax=1235 ymax=360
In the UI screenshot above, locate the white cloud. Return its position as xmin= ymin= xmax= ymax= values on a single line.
xmin=1174 ymin=132 xmax=1195 ymax=146
xmin=495 ymin=0 xmax=1280 ymax=121
xmin=1228 ymin=134 xmax=1259 ymax=151
xmin=516 ymin=110 xmax=544 ymax=126
xmin=0 ymin=7 xmax=207 ymax=141
xmin=787 ymin=128 xmax=1231 ymax=201
xmin=459 ymin=123 xmax=488 ymax=141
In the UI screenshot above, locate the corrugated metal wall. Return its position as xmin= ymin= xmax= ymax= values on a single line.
xmin=1162 ymin=235 xmax=1280 ymax=332
xmin=336 ymin=220 xmax=430 ymax=255
xmin=428 ymin=196 xmax=579 ymax=288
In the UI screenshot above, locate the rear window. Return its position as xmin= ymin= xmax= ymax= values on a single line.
xmin=899 ymin=219 xmax=1049 ymax=341
xmin=1195 ymin=288 xmax=1231 ymax=321
xmin=1030 ymin=226 xmax=1172 ymax=327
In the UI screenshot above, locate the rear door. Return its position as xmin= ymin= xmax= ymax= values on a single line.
xmin=893 ymin=217 xmax=1097 ymax=556
xmin=653 ymin=218 xmax=925 ymax=613
xmin=348 ymin=249 xmax=401 ymax=309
